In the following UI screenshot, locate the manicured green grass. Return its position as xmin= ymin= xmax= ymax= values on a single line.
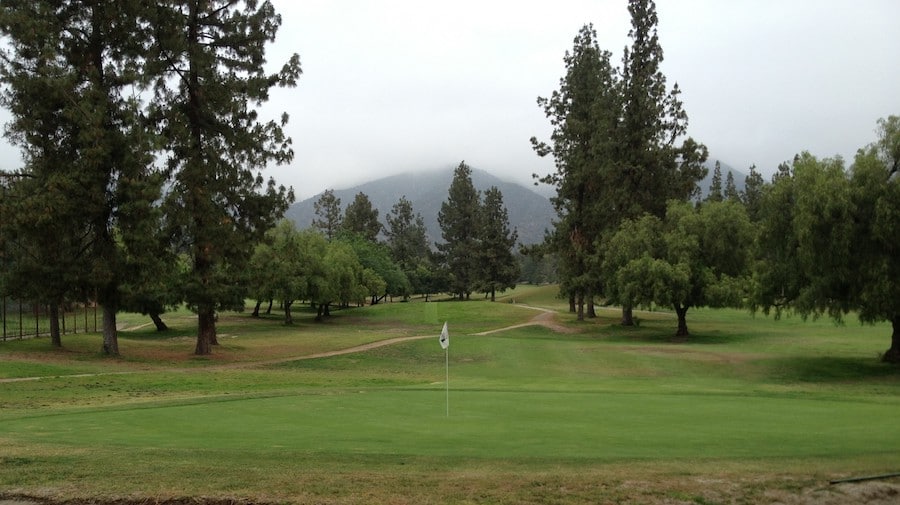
xmin=1 ymin=286 xmax=899 ymax=504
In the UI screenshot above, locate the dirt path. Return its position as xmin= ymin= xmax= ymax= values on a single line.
xmin=0 ymin=304 xmax=568 ymax=383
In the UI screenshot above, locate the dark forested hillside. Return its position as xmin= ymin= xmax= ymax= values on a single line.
xmin=284 ymin=167 xmax=554 ymax=246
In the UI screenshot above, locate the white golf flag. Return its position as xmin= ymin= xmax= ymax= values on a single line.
xmin=439 ymin=321 xmax=449 ymax=349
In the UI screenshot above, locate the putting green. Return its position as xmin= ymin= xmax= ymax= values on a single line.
xmin=7 ymin=389 xmax=897 ymax=461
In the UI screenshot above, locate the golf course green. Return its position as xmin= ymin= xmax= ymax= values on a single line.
xmin=1 ymin=285 xmax=899 ymax=504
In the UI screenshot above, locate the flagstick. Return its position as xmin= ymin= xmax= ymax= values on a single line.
xmin=445 ymin=346 xmax=449 ymax=417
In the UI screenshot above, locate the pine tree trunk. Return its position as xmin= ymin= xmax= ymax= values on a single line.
xmin=49 ymin=304 xmax=61 ymax=347
xmin=195 ymin=305 xmax=216 ymax=355
xmin=587 ymin=294 xmax=596 ymax=318
xmin=491 ymin=288 xmax=496 ymax=302
xmin=252 ymin=300 xmax=261 ymax=317
xmin=150 ymin=312 xmax=168 ymax=331
xmin=266 ymin=299 xmax=273 ymax=315
xmin=576 ymin=292 xmax=584 ymax=321
xmin=882 ymin=315 xmax=900 ymax=364
xmin=284 ymin=300 xmax=293 ymax=325
xmin=101 ymin=303 xmax=119 ymax=355
xmin=621 ymin=305 xmax=634 ymax=326
xmin=675 ymin=305 xmax=689 ymax=338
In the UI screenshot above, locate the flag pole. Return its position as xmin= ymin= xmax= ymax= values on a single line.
xmin=439 ymin=321 xmax=449 ymax=417
xmin=445 ymin=345 xmax=449 ymax=417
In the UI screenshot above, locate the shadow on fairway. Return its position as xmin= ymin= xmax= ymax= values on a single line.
xmin=764 ymin=356 xmax=900 ymax=383
xmin=596 ymin=324 xmax=760 ymax=346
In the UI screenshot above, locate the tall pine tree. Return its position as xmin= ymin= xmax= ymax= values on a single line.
xmin=151 ymin=0 xmax=300 ymax=355
xmin=342 ymin=192 xmax=382 ymax=242
xmin=531 ymin=24 xmax=619 ymax=320
xmin=477 ymin=186 xmax=520 ymax=301
xmin=611 ymin=0 xmax=707 ymax=325
xmin=0 ymin=1 xmax=161 ymax=353
xmin=437 ymin=161 xmax=481 ymax=300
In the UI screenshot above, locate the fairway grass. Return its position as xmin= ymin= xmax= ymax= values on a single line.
xmin=2 ymin=287 xmax=900 ymax=504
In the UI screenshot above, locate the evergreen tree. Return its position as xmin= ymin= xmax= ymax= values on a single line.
xmin=611 ymin=0 xmax=708 ymax=325
xmin=151 ymin=0 xmax=300 ymax=355
xmin=385 ymin=196 xmax=430 ymax=297
xmin=342 ymin=192 xmax=381 ymax=242
xmin=437 ymin=161 xmax=481 ymax=300
xmin=740 ymin=164 xmax=766 ymax=222
xmin=531 ymin=24 xmax=618 ymax=320
xmin=706 ymin=161 xmax=723 ymax=202
xmin=0 ymin=1 xmax=161 ymax=353
xmin=312 ymin=189 xmax=342 ymax=240
xmin=724 ymin=170 xmax=740 ymax=202
xmin=477 ymin=186 xmax=520 ymax=301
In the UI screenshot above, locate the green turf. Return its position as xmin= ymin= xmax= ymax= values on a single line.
xmin=1 ymin=286 xmax=899 ymax=503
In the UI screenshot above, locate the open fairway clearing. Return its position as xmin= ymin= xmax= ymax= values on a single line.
xmin=2 ymin=288 xmax=900 ymax=504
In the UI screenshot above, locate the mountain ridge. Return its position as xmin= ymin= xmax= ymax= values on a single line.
xmin=284 ymin=159 xmax=751 ymax=246
xmin=284 ymin=166 xmax=555 ymax=246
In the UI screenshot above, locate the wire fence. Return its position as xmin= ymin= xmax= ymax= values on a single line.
xmin=0 ymin=298 xmax=99 ymax=341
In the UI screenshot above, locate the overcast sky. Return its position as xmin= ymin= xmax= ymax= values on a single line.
xmin=2 ymin=1 xmax=899 ymax=200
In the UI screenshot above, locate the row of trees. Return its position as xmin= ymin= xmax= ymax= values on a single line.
xmin=0 ymin=1 xmax=299 ymax=355
xmin=256 ymin=160 xmax=521 ymax=327
xmin=534 ymin=0 xmax=899 ymax=361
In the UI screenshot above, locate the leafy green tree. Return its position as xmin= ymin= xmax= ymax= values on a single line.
xmin=604 ymin=200 xmax=753 ymax=337
xmin=342 ymin=192 xmax=381 ymax=242
xmin=477 ymin=186 xmax=520 ymax=301
xmin=754 ymin=119 xmax=900 ymax=362
xmin=312 ymin=189 xmax=342 ymax=240
xmin=151 ymin=1 xmax=299 ymax=354
xmin=342 ymin=235 xmax=408 ymax=303
xmin=706 ymin=161 xmax=723 ymax=202
xmin=249 ymin=224 xmax=329 ymax=324
xmin=0 ymin=0 xmax=161 ymax=353
xmin=437 ymin=161 xmax=482 ymax=300
xmin=531 ymin=24 xmax=618 ymax=319
xmin=320 ymin=241 xmax=366 ymax=316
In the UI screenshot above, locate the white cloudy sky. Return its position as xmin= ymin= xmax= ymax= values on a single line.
xmin=2 ymin=0 xmax=899 ymax=200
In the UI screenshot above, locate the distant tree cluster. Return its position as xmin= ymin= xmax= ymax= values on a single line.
xmin=533 ymin=0 xmax=899 ymax=361
xmin=436 ymin=161 xmax=520 ymax=301
xmin=282 ymin=160 xmax=520 ymax=315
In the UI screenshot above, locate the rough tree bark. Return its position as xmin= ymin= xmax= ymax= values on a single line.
xmin=149 ymin=312 xmax=168 ymax=331
xmin=675 ymin=305 xmax=689 ymax=338
xmin=49 ymin=304 xmax=61 ymax=347
xmin=621 ymin=306 xmax=634 ymax=326
xmin=195 ymin=304 xmax=216 ymax=355
xmin=883 ymin=315 xmax=900 ymax=364
xmin=101 ymin=303 xmax=119 ymax=355
xmin=284 ymin=300 xmax=294 ymax=325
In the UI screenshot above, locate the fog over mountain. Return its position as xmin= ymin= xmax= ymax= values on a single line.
xmin=285 ymin=166 xmax=555 ymax=246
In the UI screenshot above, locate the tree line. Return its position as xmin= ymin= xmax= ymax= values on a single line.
xmin=0 ymin=1 xmax=299 ymax=355
xmin=532 ymin=0 xmax=899 ymax=362
xmin=265 ymin=160 xmax=521 ymax=326
xmin=0 ymin=1 xmax=524 ymax=357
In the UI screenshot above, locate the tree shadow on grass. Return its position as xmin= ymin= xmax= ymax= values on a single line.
xmin=596 ymin=324 xmax=760 ymax=346
xmin=763 ymin=356 xmax=900 ymax=383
